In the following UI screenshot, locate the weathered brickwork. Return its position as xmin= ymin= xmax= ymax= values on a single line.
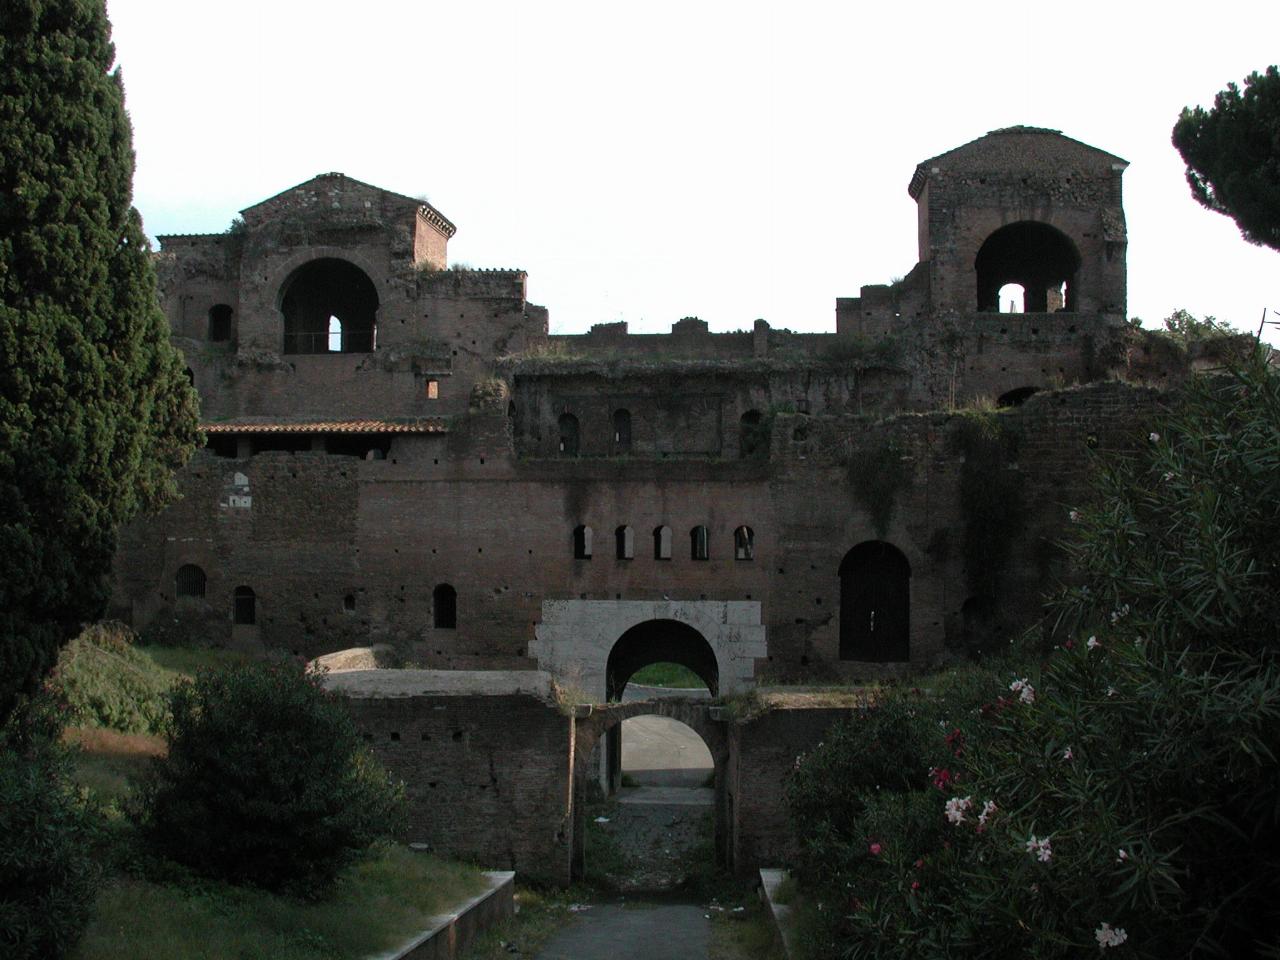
xmin=115 ymin=126 xmax=1212 ymax=689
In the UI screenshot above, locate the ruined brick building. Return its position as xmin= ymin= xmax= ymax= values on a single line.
xmin=114 ymin=126 xmax=1198 ymax=702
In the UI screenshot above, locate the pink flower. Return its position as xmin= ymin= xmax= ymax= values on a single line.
xmin=868 ymin=842 xmax=882 ymax=856
xmin=978 ymin=800 xmax=998 ymax=827
xmin=944 ymin=796 xmax=972 ymax=825
xmin=1024 ymin=835 xmax=1053 ymax=862
xmin=1009 ymin=678 xmax=1036 ymax=704
xmin=1062 ymin=746 xmax=1073 ymax=761
xmin=1116 ymin=849 xmax=1129 ymax=863
xmin=1086 ymin=636 xmax=1100 ymax=651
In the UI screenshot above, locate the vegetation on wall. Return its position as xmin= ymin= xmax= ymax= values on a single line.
xmin=845 ymin=435 xmax=913 ymax=538
xmin=950 ymin=411 xmax=1024 ymax=603
xmin=0 ymin=0 xmax=200 ymax=722
xmin=823 ymin=334 xmax=904 ymax=368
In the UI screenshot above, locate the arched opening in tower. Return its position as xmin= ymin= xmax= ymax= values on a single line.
xmin=280 ymin=258 xmax=378 ymax=354
xmin=975 ymin=221 xmax=1081 ymax=313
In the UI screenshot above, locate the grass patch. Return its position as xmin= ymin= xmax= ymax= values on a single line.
xmin=65 ymin=726 xmax=166 ymax=805
xmin=628 ymin=662 xmax=705 ymax=689
xmin=709 ymin=897 xmax=787 ymax=960
xmin=139 ymin=645 xmax=252 ymax=677
xmin=73 ymin=845 xmax=489 ymax=960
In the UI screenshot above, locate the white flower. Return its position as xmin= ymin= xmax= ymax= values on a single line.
xmin=1086 ymin=636 xmax=1100 ymax=651
xmin=1062 ymin=746 xmax=1074 ymax=761
xmin=1095 ymin=922 xmax=1129 ymax=948
xmin=1107 ymin=686 xmax=1118 ymax=698
xmin=1109 ymin=604 xmax=1130 ymax=624
xmin=1116 ymin=849 xmax=1129 ymax=863
xmin=944 ymin=795 xmax=972 ymax=825
xmin=1010 ymin=678 xmax=1036 ymax=704
xmin=1025 ymin=835 xmax=1053 ymax=862
xmin=978 ymin=800 xmax=997 ymax=826
xmin=1162 ymin=471 xmax=1175 ymax=482
xmin=1148 ymin=432 xmax=1160 ymax=443
xmin=1069 ymin=509 xmax=1081 ymax=523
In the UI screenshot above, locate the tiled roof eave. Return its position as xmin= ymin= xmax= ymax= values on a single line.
xmin=202 ymin=419 xmax=448 ymax=435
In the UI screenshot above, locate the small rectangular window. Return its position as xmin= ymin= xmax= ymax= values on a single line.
xmin=426 ymin=379 xmax=439 ymax=399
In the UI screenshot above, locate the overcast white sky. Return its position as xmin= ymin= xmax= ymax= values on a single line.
xmin=106 ymin=0 xmax=1279 ymax=341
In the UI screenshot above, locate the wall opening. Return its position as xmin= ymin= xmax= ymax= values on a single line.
xmin=997 ymin=386 xmax=1039 ymax=408
xmin=739 ymin=409 xmax=765 ymax=459
xmin=433 ymin=583 xmax=456 ymax=629
xmin=280 ymin=258 xmax=378 ymax=354
xmin=175 ymin=564 xmax=206 ymax=599
xmin=615 ymin=525 xmax=634 ymax=560
xmin=612 ymin=409 xmax=632 ymax=454
xmin=976 ymin=221 xmax=1081 ymax=313
xmin=690 ymin=525 xmax=709 ymax=561
xmin=997 ymin=282 xmax=1026 ymax=313
xmin=606 ymin=620 xmax=719 ymax=702
xmin=208 ymin=304 xmax=233 ymax=342
xmin=653 ymin=525 xmax=672 ymax=560
xmin=205 ymin=435 xmax=238 ymax=458
xmin=734 ymin=525 xmax=754 ymax=561
xmin=233 ymin=586 xmax=256 ymax=625
xmin=838 ymin=540 xmax=910 ymax=661
xmin=558 ymin=414 xmax=580 ymax=457
xmin=325 ymin=434 xmax=392 ymax=458
xmin=249 ymin=434 xmax=312 ymax=455
xmin=573 ymin=525 xmax=593 ymax=560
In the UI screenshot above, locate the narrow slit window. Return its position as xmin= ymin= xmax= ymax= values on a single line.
xmin=615 ymin=525 xmax=634 ymax=560
xmin=653 ymin=525 xmax=672 ymax=560
xmin=426 ymin=379 xmax=439 ymax=399
xmin=573 ymin=525 xmax=593 ymax=559
xmin=690 ymin=525 xmax=709 ymax=561
xmin=433 ymin=583 xmax=457 ymax=629
xmin=328 ymin=315 xmax=343 ymax=352
xmin=734 ymin=525 xmax=755 ymax=561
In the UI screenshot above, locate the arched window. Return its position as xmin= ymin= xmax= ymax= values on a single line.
xmin=433 ymin=583 xmax=456 ymax=629
xmin=690 ymin=525 xmax=709 ymax=561
xmin=739 ymin=409 xmax=765 ymax=459
xmin=558 ymin=414 xmax=580 ymax=457
xmin=233 ymin=586 xmax=256 ymax=625
xmin=175 ymin=564 xmax=206 ymax=599
xmin=615 ymin=525 xmax=634 ymax=560
xmin=975 ymin=222 xmax=1081 ymax=313
xmin=573 ymin=525 xmax=593 ymax=559
xmin=997 ymin=282 xmax=1026 ymax=313
xmin=280 ymin=258 xmax=378 ymax=354
xmin=734 ymin=525 xmax=754 ymax=561
xmin=208 ymin=304 xmax=233 ymax=342
xmin=612 ymin=409 xmax=632 ymax=454
xmin=653 ymin=525 xmax=672 ymax=560
xmin=838 ymin=541 xmax=911 ymax=662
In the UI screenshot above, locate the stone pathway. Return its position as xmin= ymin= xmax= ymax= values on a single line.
xmin=533 ymin=902 xmax=710 ymax=960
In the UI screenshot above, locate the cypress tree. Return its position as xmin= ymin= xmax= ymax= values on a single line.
xmin=0 ymin=0 xmax=199 ymax=722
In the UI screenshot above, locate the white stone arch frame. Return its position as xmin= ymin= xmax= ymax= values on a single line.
xmin=530 ymin=599 xmax=766 ymax=702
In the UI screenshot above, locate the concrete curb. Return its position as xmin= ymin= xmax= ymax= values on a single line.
xmin=759 ymin=868 xmax=796 ymax=960
xmin=373 ymin=870 xmax=516 ymax=960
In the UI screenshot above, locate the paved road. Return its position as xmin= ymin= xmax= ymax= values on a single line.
xmin=620 ymin=685 xmax=713 ymax=789
xmin=534 ymin=902 xmax=710 ymax=960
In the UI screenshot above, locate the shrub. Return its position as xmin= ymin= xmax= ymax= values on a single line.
xmin=787 ymin=347 xmax=1280 ymax=959
xmin=50 ymin=622 xmax=173 ymax=735
xmin=0 ymin=701 xmax=98 ymax=959
xmin=136 ymin=660 xmax=404 ymax=898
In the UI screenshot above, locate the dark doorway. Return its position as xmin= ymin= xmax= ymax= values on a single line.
xmin=838 ymin=541 xmax=911 ymax=661
xmin=233 ymin=586 xmax=256 ymax=625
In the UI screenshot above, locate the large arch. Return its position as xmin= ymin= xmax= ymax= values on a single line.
xmin=605 ymin=619 xmax=719 ymax=702
xmin=279 ymin=257 xmax=379 ymax=354
xmin=530 ymin=599 xmax=766 ymax=703
xmin=839 ymin=540 xmax=911 ymax=662
xmin=975 ymin=221 xmax=1081 ymax=313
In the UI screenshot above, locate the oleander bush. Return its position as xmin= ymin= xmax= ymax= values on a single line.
xmin=787 ymin=346 xmax=1280 ymax=958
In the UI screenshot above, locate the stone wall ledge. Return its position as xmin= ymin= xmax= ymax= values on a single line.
xmin=373 ymin=870 xmax=515 ymax=960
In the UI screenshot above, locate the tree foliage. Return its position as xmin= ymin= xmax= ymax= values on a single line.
xmin=1173 ymin=66 xmax=1280 ymax=251
xmin=0 ymin=0 xmax=200 ymax=722
xmin=136 ymin=661 xmax=405 ymax=898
